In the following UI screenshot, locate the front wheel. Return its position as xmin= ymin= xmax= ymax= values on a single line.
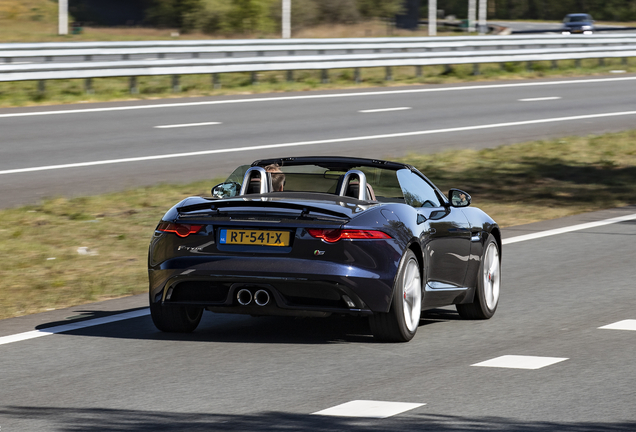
xmin=369 ymin=249 xmax=422 ymax=342
xmin=457 ymin=234 xmax=500 ymax=320
xmin=150 ymin=300 xmax=203 ymax=333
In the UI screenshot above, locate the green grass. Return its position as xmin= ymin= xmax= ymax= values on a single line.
xmin=2 ymin=130 xmax=636 ymax=319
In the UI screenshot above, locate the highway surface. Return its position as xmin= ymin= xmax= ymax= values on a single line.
xmin=1 ymin=206 xmax=635 ymax=430
xmin=1 ymin=74 xmax=636 ymax=208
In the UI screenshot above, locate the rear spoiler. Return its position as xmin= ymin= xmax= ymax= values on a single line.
xmin=177 ymin=199 xmax=353 ymax=220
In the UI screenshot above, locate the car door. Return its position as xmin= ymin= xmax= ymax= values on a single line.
xmin=396 ymin=169 xmax=472 ymax=290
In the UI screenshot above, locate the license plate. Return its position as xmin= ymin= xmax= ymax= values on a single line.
xmin=220 ymin=229 xmax=290 ymax=246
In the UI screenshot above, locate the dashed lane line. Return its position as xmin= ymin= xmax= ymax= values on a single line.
xmin=3 ymin=110 xmax=636 ymax=176
xmin=313 ymin=400 xmax=425 ymax=418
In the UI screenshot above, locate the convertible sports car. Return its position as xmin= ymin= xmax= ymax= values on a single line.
xmin=148 ymin=156 xmax=501 ymax=342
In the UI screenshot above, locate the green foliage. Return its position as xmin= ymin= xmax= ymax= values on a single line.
xmin=357 ymin=0 xmax=404 ymax=19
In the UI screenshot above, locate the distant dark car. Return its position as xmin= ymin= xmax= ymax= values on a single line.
xmin=562 ymin=13 xmax=595 ymax=34
xmin=148 ymin=157 xmax=501 ymax=342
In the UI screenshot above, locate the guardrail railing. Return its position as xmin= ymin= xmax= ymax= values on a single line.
xmin=1 ymin=36 xmax=634 ymax=93
xmin=3 ymin=34 xmax=636 ymax=63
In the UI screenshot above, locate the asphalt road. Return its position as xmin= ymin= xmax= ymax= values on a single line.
xmin=1 ymin=74 xmax=636 ymax=208
xmin=1 ymin=206 xmax=635 ymax=430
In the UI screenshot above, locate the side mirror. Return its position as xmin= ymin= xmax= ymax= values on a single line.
xmin=448 ymin=189 xmax=471 ymax=207
xmin=212 ymin=182 xmax=240 ymax=199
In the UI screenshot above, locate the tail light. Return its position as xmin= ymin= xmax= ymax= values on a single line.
xmin=307 ymin=229 xmax=391 ymax=243
xmin=157 ymin=222 xmax=203 ymax=238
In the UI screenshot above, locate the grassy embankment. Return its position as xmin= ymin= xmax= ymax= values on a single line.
xmin=1 ymin=130 xmax=636 ymax=320
xmin=1 ymin=3 xmax=635 ymax=108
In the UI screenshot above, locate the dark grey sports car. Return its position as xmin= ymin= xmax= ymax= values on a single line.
xmin=148 ymin=157 xmax=501 ymax=342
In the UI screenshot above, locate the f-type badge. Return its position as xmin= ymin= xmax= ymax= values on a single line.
xmin=314 ymin=250 xmax=325 ymax=256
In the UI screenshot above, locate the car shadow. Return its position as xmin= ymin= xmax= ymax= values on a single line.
xmin=1 ymin=405 xmax=634 ymax=432
xmin=33 ymin=307 xmax=459 ymax=345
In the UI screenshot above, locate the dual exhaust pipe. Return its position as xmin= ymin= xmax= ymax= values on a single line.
xmin=237 ymin=288 xmax=270 ymax=307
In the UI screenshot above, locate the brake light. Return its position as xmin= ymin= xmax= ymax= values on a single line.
xmin=157 ymin=222 xmax=203 ymax=237
xmin=307 ymin=229 xmax=391 ymax=243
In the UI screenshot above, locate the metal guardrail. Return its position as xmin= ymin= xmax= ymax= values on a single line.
xmin=3 ymin=34 xmax=636 ymax=62
xmin=1 ymin=36 xmax=634 ymax=91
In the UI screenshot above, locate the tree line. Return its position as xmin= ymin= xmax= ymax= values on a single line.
xmin=143 ymin=0 xmax=404 ymax=34
xmin=77 ymin=0 xmax=636 ymax=34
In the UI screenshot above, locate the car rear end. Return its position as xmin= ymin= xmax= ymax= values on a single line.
xmin=148 ymin=194 xmax=403 ymax=318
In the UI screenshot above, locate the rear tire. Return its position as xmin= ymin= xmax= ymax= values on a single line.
xmin=369 ymin=249 xmax=422 ymax=342
xmin=456 ymin=234 xmax=500 ymax=320
xmin=150 ymin=300 xmax=203 ymax=333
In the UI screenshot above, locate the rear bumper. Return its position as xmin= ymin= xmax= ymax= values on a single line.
xmin=149 ymin=256 xmax=397 ymax=315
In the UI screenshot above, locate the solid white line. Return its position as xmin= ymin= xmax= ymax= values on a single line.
xmin=359 ymin=107 xmax=411 ymax=113
xmin=519 ymin=97 xmax=561 ymax=102
xmin=0 ymin=308 xmax=149 ymax=347
xmin=3 ymin=109 xmax=636 ymax=176
xmin=599 ymin=319 xmax=636 ymax=331
xmin=154 ymin=121 xmax=221 ymax=129
xmin=1 ymin=76 xmax=635 ymax=119
xmin=502 ymin=213 xmax=636 ymax=245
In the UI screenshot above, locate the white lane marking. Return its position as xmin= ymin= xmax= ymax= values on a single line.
xmin=359 ymin=107 xmax=412 ymax=113
xmin=313 ymin=400 xmax=425 ymax=418
xmin=599 ymin=319 xmax=636 ymax=331
xmin=1 ymin=76 xmax=635 ymax=119
xmin=154 ymin=121 xmax=221 ymax=129
xmin=518 ymin=97 xmax=561 ymax=102
xmin=472 ymin=355 xmax=568 ymax=370
xmin=610 ymin=70 xmax=627 ymax=74
xmin=3 ymin=110 xmax=636 ymax=176
xmin=0 ymin=308 xmax=149 ymax=347
xmin=502 ymin=213 xmax=636 ymax=245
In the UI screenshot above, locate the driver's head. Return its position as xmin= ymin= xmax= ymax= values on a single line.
xmin=265 ymin=164 xmax=285 ymax=191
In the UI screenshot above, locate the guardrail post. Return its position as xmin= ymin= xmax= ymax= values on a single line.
xmin=575 ymin=59 xmax=581 ymax=68
xmin=551 ymin=60 xmax=558 ymax=69
xmin=415 ymin=65 xmax=422 ymax=77
xmin=347 ymin=49 xmax=353 ymax=54
xmin=84 ymin=55 xmax=92 ymax=61
xmin=622 ymin=57 xmax=628 ymax=65
xmin=37 ymin=80 xmax=45 ymax=95
xmin=473 ymin=64 xmax=480 ymax=75
xmin=225 ymin=52 xmax=233 ymax=57
xmin=130 ymin=76 xmax=138 ymax=94
xmin=445 ymin=65 xmax=452 ymax=74
xmin=45 ymin=56 xmax=53 ymax=62
xmin=4 ymin=57 xmax=11 ymax=64
xmin=599 ymin=58 xmax=605 ymax=66
xmin=321 ymin=69 xmax=329 ymax=83
xmin=192 ymin=53 xmax=199 ymax=58
xmin=85 ymin=78 xmax=93 ymax=94
xmin=288 ymin=50 xmax=295 ymax=55
xmin=258 ymin=51 xmax=264 ymax=56
xmin=172 ymin=75 xmax=180 ymax=92
xmin=159 ymin=53 xmax=165 ymax=59
xmin=385 ymin=66 xmax=393 ymax=81
xmin=287 ymin=70 xmax=294 ymax=82
xmin=212 ymin=74 xmax=221 ymax=89
xmin=122 ymin=54 xmax=129 ymax=60
xmin=354 ymin=68 xmax=361 ymax=84
xmin=251 ymin=71 xmax=258 ymax=85
xmin=527 ymin=61 xmax=533 ymax=72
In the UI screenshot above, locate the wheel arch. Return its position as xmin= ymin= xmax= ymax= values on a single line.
xmin=489 ymin=227 xmax=502 ymax=259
